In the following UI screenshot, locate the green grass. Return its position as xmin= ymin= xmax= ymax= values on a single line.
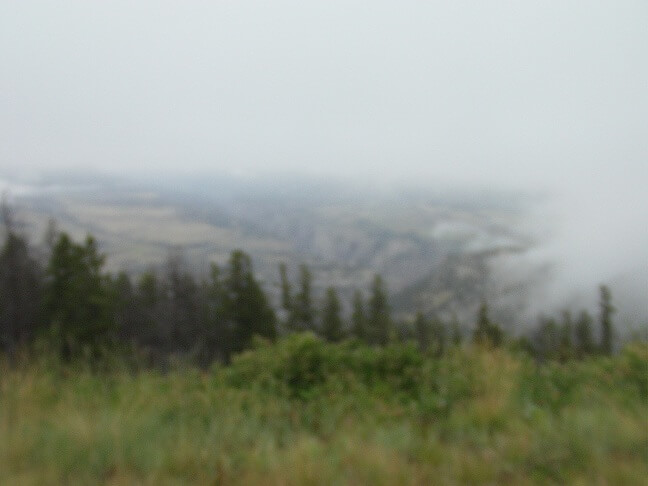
xmin=1 ymin=335 xmax=647 ymax=485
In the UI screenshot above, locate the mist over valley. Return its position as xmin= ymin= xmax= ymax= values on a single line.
xmin=2 ymin=170 xmax=645 ymax=337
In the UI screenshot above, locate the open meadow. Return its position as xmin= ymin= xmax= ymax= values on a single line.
xmin=2 ymin=335 xmax=647 ymax=485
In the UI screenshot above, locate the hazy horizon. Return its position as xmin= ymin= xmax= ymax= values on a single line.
xmin=1 ymin=1 xmax=646 ymax=323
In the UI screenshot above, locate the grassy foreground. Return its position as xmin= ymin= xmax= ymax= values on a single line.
xmin=1 ymin=335 xmax=647 ymax=485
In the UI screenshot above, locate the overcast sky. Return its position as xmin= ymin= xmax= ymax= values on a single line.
xmin=1 ymin=1 xmax=647 ymax=319
xmin=1 ymin=0 xmax=646 ymax=191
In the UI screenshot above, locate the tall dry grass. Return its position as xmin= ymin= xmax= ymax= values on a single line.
xmin=1 ymin=336 xmax=646 ymax=484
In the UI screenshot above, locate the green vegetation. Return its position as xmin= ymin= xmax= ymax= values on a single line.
xmin=1 ymin=336 xmax=647 ymax=484
xmin=1 ymin=201 xmax=634 ymax=366
xmin=321 ymin=286 xmax=343 ymax=342
xmin=2 ymin=202 xmax=648 ymax=483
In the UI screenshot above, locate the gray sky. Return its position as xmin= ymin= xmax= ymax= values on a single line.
xmin=1 ymin=1 xmax=646 ymax=190
xmin=1 ymin=1 xmax=647 ymax=320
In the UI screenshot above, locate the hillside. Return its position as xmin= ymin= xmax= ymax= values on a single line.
xmin=2 ymin=336 xmax=646 ymax=485
xmin=3 ymin=173 xmax=532 ymax=324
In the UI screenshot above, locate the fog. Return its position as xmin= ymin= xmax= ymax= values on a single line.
xmin=1 ymin=1 xmax=647 ymax=322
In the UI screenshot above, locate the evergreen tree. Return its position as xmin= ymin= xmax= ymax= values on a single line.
xmin=599 ymin=285 xmax=615 ymax=355
xmin=558 ymin=310 xmax=574 ymax=361
xmin=575 ymin=310 xmax=594 ymax=357
xmin=450 ymin=313 xmax=463 ymax=346
xmin=351 ymin=289 xmax=367 ymax=341
xmin=474 ymin=301 xmax=488 ymax=344
xmin=414 ymin=311 xmax=429 ymax=351
xmin=395 ymin=318 xmax=413 ymax=343
xmin=0 ymin=202 xmax=43 ymax=354
xmin=535 ymin=315 xmax=559 ymax=360
xmin=138 ymin=271 xmax=159 ymax=311
xmin=133 ymin=270 xmax=164 ymax=355
xmin=292 ymin=263 xmax=315 ymax=332
xmin=430 ymin=314 xmax=447 ymax=357
xmin=43 ymin=233 xmax=113 ymax=357
xmin=278 ymin=262 xmax=294 ymax=331
xmin=279 ymin=262 xmax=292 ymax=311
xmin=201 ymin=263 xmax=228 ymax=364
xmin=473 ymin=300 xmax=502 ymax=346
xmin=224 ymin=250 xmax=276 ymax=355
xmin=367 ymin=274 xmax=391 ymax=345
xmin=160 ymin=251 xmax=201 ymax=355
xmin=321 ymin=286 xmax=343 ymax=342
xmin=109 ymin=271 xmax=137 ymax=343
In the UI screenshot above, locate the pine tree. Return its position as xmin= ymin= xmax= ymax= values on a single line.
xmin=450 ymin=313 xmax=463 ymax=346
xmin=599 ymin=285 xmax=615 ymax=355
xmin=351 ymin=289 xmax=367 ymax=341
xmin=474 ymin=301 xmax=488 ymax=344
xmin=109 ymin=271 xmax=136 ymax=343
xmin=279 ymin=262 xmax=292 ymax=311
xmin=201 ymin=263 xmax=228 ymax=363
xmin=536 ymin=315 xmax=559 ymax=360
xmin=133 ymin=270 xmax=164 ymax=355
xmin=321 ymin=286 xmax=343 ymax=342
xmin=430 ymin=314 xmax=447 ymax=357
xmin=161 ymin=251 xmax=201 ymax=354
xmin=473 ymin=300 xmax=502 ymax=346
xmin=367 ymin=274 xmax=391 ymax=346
xmin=278 ymin=262 xmax=294 ymax=331
xmin=43 ymin=233 xmax=113 ymax=357
xmin=0 ymin=202 xmax=43 ymax=355
xmin=292 ymin=263 xmax=315 ymax=332
xmin=138 ymin=271 xmax=159 ymax=310
xmin=224 ymin=250 xmax=276 ymax=355
xmin=414 ymin=311 xmax=429 ymax=351
xmin=575 ymin=310 xmax=594 ymax=357
xmin=558 ymin=310 xmax=574 ymax=361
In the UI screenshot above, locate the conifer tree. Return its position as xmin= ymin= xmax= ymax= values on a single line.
xmin=138 ymin=271 xmax=159 ymax=310
xmin=0 ymin=202 xmax=43 ymax=354
xmin=224 ymin=250 xmax=276 ymax=355
xmin=450 ymin=313 xmax=463 ymax=346
xmin=279 ymin=262 xmax=292 ymax=311
xmin=133 ymin=270 xmax=161 ymax=351
xmin=321 ymin=286 xmax=343 ymax=342
xmin=474 ymin=301 xmax=488 ymax=344
xmin=132 ymin=269 xmax=176 ymax=363
xmin=278 ymin=262 xmax=294 ymax=331
xmin=414 ymin=311 xmax=429 ymax=351
xmin=430 ymin=314 xmax=447 ymax=357
xmin=109 ymin=271 xmax=136 ymax=342
xmin=536 ymin=315 xmax=559 ymax=360
xmin=473 ymin=300 xmax=502 ymax=346
xmin=599 ymin=285 xmax=615 ymax=355
xmin=558 ymin=310 xmax=574 ymax=361
xmin=575 ymin=310 xmax=594 ymax=357
xmin=161 ymin=251 xmax=201 ymax=354
xmin=43 ymin=233 xmax=113 ymax=357
xmin=202 ymin=263 xmax=228 ymax=362
xmin=292 ymin=263 xmax=315 ymax=332
xmin=368 ymin=274 xmax=391 ymax=345
xmin=351 ymin=289 xmax=367 ymax=341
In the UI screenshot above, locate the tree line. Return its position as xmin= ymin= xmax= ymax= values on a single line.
xmin=0 ymin=204 xmax=621 ymax=366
